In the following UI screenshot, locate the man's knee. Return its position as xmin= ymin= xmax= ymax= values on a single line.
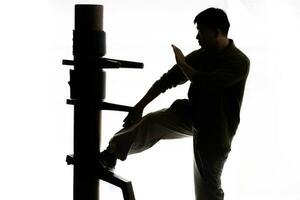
xmin=141 ymin=109 xmax=167 ymax=124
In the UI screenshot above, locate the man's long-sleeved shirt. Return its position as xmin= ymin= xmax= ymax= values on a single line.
xmin=152 ymin=40 xmax=250 ymax=153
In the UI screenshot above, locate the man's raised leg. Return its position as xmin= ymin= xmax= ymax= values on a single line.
xmin=99 ymin=107 xmax=193 ymax=170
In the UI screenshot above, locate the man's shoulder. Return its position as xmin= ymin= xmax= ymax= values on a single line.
xmin=228 ymin=42 xmax=250 ymax=65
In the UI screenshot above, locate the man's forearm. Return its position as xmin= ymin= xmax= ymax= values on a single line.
xmin=135 ymin=84 xmax=161 ymax=109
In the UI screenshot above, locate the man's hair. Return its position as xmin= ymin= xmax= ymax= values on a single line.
xmin=194 ymin=8 xmax=230 ymax=35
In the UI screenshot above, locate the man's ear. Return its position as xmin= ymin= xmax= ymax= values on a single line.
xmin=215 ymin=28 xmax=222 ymax=38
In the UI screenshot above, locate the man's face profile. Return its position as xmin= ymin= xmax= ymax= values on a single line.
xmin=196 ymin=24 xmax=217 ymax=50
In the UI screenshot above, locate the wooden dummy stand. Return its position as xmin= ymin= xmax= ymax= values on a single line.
xmin=62 ymin=5 xmax=143 ymax=200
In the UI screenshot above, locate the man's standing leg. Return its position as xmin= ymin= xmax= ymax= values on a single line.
xmin=193 ymin=133 xmax=229 ymax=200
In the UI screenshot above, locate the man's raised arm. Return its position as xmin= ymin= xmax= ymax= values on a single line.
xmin=123 ymin=64 xmax=187 ymax=127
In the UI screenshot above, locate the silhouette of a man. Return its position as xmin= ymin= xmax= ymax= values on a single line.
xmin=99 ymin=7 xmax=250 ymax=200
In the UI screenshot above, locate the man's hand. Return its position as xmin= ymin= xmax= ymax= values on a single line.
xmin=171 ymin=44 xmax=196 ymax=81
xmin=123 ymin=104 xmax=144 ymax=128
xmin=172 ymin=44 xmax=187 ymax=67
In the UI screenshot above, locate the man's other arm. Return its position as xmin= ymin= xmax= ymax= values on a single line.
xmin=191 ymin=56 xmax=250 ymax=90
xmin=172 ymin=45 xmax=250 ymax=90
xmin=123 ymin=63 xmax=188 ymax=127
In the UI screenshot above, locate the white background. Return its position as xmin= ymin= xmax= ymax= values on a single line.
xmin=0 ymin=0 xmax=300 ymax=199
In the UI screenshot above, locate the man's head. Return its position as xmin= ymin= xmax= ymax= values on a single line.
xmin=194 ymin=8 xmax=230 ymax=51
